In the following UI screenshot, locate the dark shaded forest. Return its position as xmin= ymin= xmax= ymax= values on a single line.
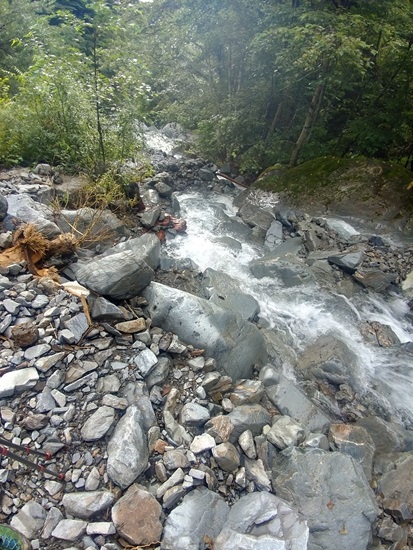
xmin=1 ymin=0 xmax=412 ymax=175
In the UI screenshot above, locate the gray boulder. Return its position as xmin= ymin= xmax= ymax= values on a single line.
xmin=142 ymin=282 xmax=267 ymax=380
xmin=328 ymin=423 xmax=375 ymax=481
xmin=264 ymin=220 xmax=283 ymax=251
xmin=353 ymin=269 xmax=394 ymax=292
xmin=161 ymin=488 xmax=229 ymax=550
xmin=202 ymin=268 xmax=260 ymax=321
xmin=272 ymin=448 xmax=378 ymax=550
xmin=328 ymin=251 xmax=364 ymax=273
xmin=107 ymin=405 xmax=149 ymax=489
xmin=297 ymin=333 xmax=363 ymax=392
xmin=0 ymin=193 xmax=7 ymax=221
xmin=56 ymin=206 xmax=128 ymax=244
xmin=76 ymin=250 xmax=154 ymax=300
xmin=7 ymin=194 xmax=61 ymax=237
xmin=250 ymin=254 xmax=314 ymax=287
xmin=102 ymin=233 xmax=160 ymax=270
xmin=214 ymin=492 xmax=309 ymax=550
xmin=261 ymin=367 xmax=331 ymax=433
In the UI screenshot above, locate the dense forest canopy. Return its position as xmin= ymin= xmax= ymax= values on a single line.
xmin=0 ymin=0 xmax=412 ymax=175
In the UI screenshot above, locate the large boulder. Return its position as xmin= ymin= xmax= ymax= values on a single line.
xmin=201 ymin=268 xmax=260 ymax=321
xmin=142 ymin=282 xmax=268 ymax=380
xmin=272 ymin=448 xmax=378 ymax=550
xmin=214 ymin=492 xmax=309 ymax=550
xmin=297 ymin=333 xmax=363 ymax=392
xmin=6 ymin=194 xmax=61 ymax=237
xmin=55 ymin=206 xmax=129 ymax=244
xmin=250 ymin=254 xmax=314 ymax=287
xmin=102 ymin=233 xmax=161 ymax=270
xmin=75 ymin=251 xmax=154 ymax=300
xmin=161 ymin=488 xmax=229 ymax=550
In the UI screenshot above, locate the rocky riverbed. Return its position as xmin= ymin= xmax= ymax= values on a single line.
xmin=0 ymin=144 xmax=413 ymax=550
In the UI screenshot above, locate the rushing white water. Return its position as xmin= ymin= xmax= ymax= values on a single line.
xmin=165 ymin=190 xmax=413 ymax=424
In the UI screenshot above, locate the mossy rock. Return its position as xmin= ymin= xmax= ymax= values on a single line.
xmin=254 ymin=156 xmax=413 ymax=223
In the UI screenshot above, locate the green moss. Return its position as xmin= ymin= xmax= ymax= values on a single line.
xmin=253 ymin=156 xmax=413 ymax=212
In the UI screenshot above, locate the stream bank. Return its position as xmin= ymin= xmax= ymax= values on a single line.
xmin=0 ymin=129 xmax=413 ymax=549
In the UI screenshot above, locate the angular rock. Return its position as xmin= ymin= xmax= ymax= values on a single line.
xmin=378 ymin=451 xmax=413 ymax=520
xmin=107 ymin=405 xmax=149 ymax=489
xmin=353 ymin=269 xmax=393 ymax=292
xmin=81 ymin=406 xmax=115 ymax=441
xmin=142 ymin=282 xmax=267 ymax=380
xmin=103 ymin=233 xmax=160 ymax=271
xmin=272 ymin=448 xmax=378 ymax=550
xmin=0 ymin=367 xmax=39 ymax=398
xmin=51 ymin=519 xmax=87 ymax=541
xmin=264 ymin=220 xmax=283 ymax=251
xmin=227 ymin=404 xmax=272 ymax=442
xmin=62 ymin=491 xmax=115 ymax=520
xmin=228 ymin=379 xmax=264 ymax=406
xmin=10 ymin=501 xmax=46 ymax=539
xmin=214 ymin=492 xmax=308 ymax=550
xmin=266 ymin=415 xmax=306 ymax=450
xmin=179 ymin=403 xmax=210 ymax=431
xmin=211 ymin=442 xmax=240 ymax=473
xmin=76 ymin=251 xmax=154 ymax=300
xmin=162 ymin=488 xmax=230 ymax=550
xmin=115 ymin=318 xmax=146 ymax=333
xmin=244 ymin=458 xmax=272 ymax=491
xmin=112 ymin=484 xmax=162 ymax=545
xmin=328 ymin=251 xmax=364 ymax=273
xmin=329 ymin=423 xmax=375 ymax=481
xmin=261 ymin=367 xmax=331 ymax=433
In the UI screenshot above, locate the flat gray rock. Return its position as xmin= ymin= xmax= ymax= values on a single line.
xmin=272 ymin=448 xmax=378 ymax=550
xmin=62 ymin=491 xmax=115 ymax=520
xmin=0 ymin=367 xmax=39 ymax=398
xmin=142 ymin=282 xmax=267 ymax=380
xmin=76 ymin=251 xmax=154 ymax=300
xmin=107 ymin=405 xmax=149 ymax=489
xmin=81 ymin=406 xmax=115 ymax=441
xmin=161 ymin=488 xmax=230 ymax=550
xmin=214 ymin=492 xmax=308 ymax=550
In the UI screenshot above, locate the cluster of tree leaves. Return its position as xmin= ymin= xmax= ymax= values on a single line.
xmin=0 ymin=0 xmax=412 ymax=174
xmin=142 ymin=0 xmax=413 ymax=172
xmin=0 ymin=0 xmax=150 ymax=171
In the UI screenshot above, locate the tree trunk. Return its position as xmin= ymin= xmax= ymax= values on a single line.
xmin=266 ymin=100 xmax=284 ymax=142
xmin=289 ymin=67 xmax=328 ymax=167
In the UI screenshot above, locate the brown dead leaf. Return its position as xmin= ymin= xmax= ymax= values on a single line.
xmin=327 ymin=500 xmax=334 ymax=510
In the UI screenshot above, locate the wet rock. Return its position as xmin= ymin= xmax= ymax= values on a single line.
xmin=107 ymin=405 xmax=149 ymax=489
xmin=249 ymin=254 xmax=315 ymax=287
xmin=328 ymin=423 xmax=375 ymax=481
xmin=162 ymin=487 xmax=230 ymax=550
xmin=297 ymin=333 xmax=363 ymax=392
xmin=359 ymin=321 xmax=400 ymax=347
xmin=353 ymin=269 xmax=394 ymax=292
xmin=355 ymin=416 xmax=413 ymax=455
xmin=328 ymin=251 xmax=364 ymax=273
xmin=214 ymin=492 xmax=308 ymax=550
xmin=112 ymin=484 xmax=162 ymax=546
xmin=377 ymin=451 xmax=413 ymax=520
xmin=261 ymin=367 xmax=331 ymax=433
xmin=62 ymin=491 xmax=115 ymax=520
xmin=201 ymin=268 xmax=260 ymax=322
xmin=142 ymin=282 xmax=267 ymax=380
xmin=264 ymin=220 xmax=283 ymax=250
xmin=272 ymin=448 xmax=378 ymax=550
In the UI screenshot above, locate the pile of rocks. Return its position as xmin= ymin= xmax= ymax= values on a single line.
xmin=0 ymin=161 xmax=413 ymax=550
